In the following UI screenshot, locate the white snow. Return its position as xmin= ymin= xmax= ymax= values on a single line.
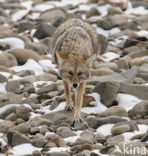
xmin=33 ymin=3 xmax=54 ymax=11
xmin=0 ymin=83 xmax=6 ymax=93
xmin=12 ymin=10 xmax=29 ymax=22
xmin=116 ymin=93 xmax=141 ymax=111
xmin=102 ymin=52 xmax=120 ymax=62
xmin=0 ymin=138 xmax=7 ymax=148
xmin=0 ymin=119 xmax=4 ymax=122
xmin=9 ymin=143 xmax=42 ymax=156
xmin=125 ymin=2 xmax=148 ymax=15
xmin=0 ymin=72 xmax=11 ymax=78
xmin=96 ymin=124 xmax=115 ymax=136
xmin=136 ymin=30 xmax=148 ymax=37
xmin=123 ymin=124 xmax=148 ymax=141
xmin=12 ymin=1 xmax=33 ymax=22
xmin=39 ymin=60 xmax=57 ymax=71
xmin=42 ymin=101 xmax=66 ymax=114
xmin=64 ymin=136 xmax=79 ymax=143
xmin=10 ymin=59 xmax=44 ymax=75
xmin=47 ymin=147 xmax=70 ymax=153
xmin=95 ymin=26 xmax=121 ymax=38
xmin=33 ymin=81 xmax=53 ymax=92
xmin=0 ymin=37 xmax=24 ymax=50
xmin=0 ymin=104 xmax=20 ymax=114
xmin=81 ymin=93 xmax=107 ymax=114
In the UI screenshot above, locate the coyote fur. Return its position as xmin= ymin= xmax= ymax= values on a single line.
xmin=51 ymin=19 xmax=100 ymax=123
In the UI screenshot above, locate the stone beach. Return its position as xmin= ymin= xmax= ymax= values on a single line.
xmin=0 ymin=0 xmax=148 ymax=155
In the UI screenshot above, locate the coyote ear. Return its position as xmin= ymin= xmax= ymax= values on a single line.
xmin=56 ymin=50 xmax=68 ymax=59
xmin=85 ymin=54 xmax=96 ymax=66
xmin=56 ymin=50 xmax=68 ymax=64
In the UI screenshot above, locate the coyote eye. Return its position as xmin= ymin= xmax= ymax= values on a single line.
xmin=68 ymin=71 xmax=73 ymax=76
xmin=78 ymin=72 xmax=82 ymax=76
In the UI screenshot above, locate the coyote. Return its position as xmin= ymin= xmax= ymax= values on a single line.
xmin=51 ymin=19 xmax=100 ymax=123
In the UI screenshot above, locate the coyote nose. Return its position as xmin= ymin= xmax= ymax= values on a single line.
xmin=73 ymin=83 xmax=78 ymax=88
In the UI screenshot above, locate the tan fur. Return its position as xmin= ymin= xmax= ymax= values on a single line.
xmin=51 ymin=19 xmax=100 ymax=122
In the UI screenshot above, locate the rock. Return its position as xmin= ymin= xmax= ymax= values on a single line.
xmin=6 ymin=80 xmax=21 ymax=93
xmin=7 ymin=130 xmax=31 ymax=147
xmin=20 ymin=73 xmax=58 ymax=83
xmin=45 ymin=152 xmax=70 ymax=156
xmin=106 ymin=0 xmax=128 ymax=10
xmin=89 ymin=66 xmax=139 ymax=84
xmin=25 ymin=41 xmax=50 ymax=55
xmin=5 ymin=113 xmax=17 ymax=121
xmin=91 ymin=68 xmax=114 ymax=76
xmin=98 ymin=34 xmax=108 ymax=54
xmin=43 ymin=110 xmax=74 ymax=124
xmin=72 ymin=95 xmax=95 ymax=107
xmin=56 ymin=126 xmax=76 ymax=138
xmin=107 ymin=135 xmax=124 ymax=145
xmin=0 ymin=65 xmax=14 ymax=74
xmin=32 ymin=134 xmax=48 ymax=147
xmin=36 ymin=83 xmax=57 ymax=94
xmin=95 ymin=62 xmax=118 ymax=72
xmin=30 ymin=116 xmax=52 ymax=127
xmin=139 ymin=64 xmax=148 ymax=73
xmin=16 ymin=70 xmax=35 ymax=77
xmin=0 ymin=92 xmax=22 ymax=107
xmin=80 ymin=130 xmax=95 ymax=141
xmin=128 ymin=101 xmax=148 ymax=119
xmin=99 ymin=106 xmax=128 ymax=117
xmin=17 ymin=20 xmax=35 ymax=33
xmin=11 ymin=123 xmax=30 ymax=134
xmin=111 ymin=121 xmax=138 ymax=135
xmin=16 ymin=106 xmax=30 ymax=121
xmin=86 ymin=7 xmax=101 ymax=18
xmin=95 ymin=132 xmax=106 ymax=143
xmin=98 ymin=15 xmax=127 ymax=30
xmin=30 ymin=127 xmax=40 ymax=135
xmin=34 ymin=23 xmax=56 ymax=39
xmin=11 ymin=48 xmax=43 ymax=65
xmin=71 ymin=144 xmax=92 ymax=154
xmin=0 ymin=53 xmax=18 ymax=67
xmin=0 ymin=74 xmax=8 ymax=82
xmin=0 ymin=121 xmax=14 ymax=134
xmin=123 ymin=46 xmax=141 ymax=56
xmin=132 ymin=1 xmax=148 ymax=9
xmin=119 ymin=82 xmax=148 ymax=100
xmin=108 ymin=6 xmax=123 ymax=14
xmin=93 ymin=81 xmax=120 ymax=107
xmin=75 ymin=150 xmax=91 ymax=156
xmin=40 ymin=9 xmax=66 ymax=23
xmin=44 ymin=142 xmax=56 ymax=148
xmin=114 ymin=56 xmax=131 ymax=70
xmin=50 ymin=135 xmax=66 ymax=147
xmin=32 ymin=150 xmax=42 ymax=156
xmin=39 ymin=125 xmax=49 ymax=135
xmin=0 ymin=106 xmax=17 ymax=119
xmin=127 ymin=50 xmax=148 ymax=58
xmin=87 ymin=116 xmax=128 ymax=129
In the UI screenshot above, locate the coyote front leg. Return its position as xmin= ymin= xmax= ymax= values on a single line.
xmin=74 ymin=81 xmax=86 ymax=122
xmin=63 ymin=80 xmax=74 ymax=111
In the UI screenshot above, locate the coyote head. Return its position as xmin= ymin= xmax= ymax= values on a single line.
xmin=56 ymin=50 xmax=96 ymax=88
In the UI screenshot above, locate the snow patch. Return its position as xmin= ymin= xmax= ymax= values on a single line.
xmin=0 ymin=37 xmax=24 ymax=50
xmin=10 ymin=143 xmax=42 ymax=156
xmin=116 ymin=93 xmax=141 ymax=111
xmin=10 ymin=59 xmax=44 ymax=75
xmin=81 ymin=93 xmax=107 ymax=114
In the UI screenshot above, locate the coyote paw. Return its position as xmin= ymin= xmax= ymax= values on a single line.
xmin=71 ymin=117 xmax=83 ymax=127
xmin=65 ymin=105 xmax=74 ymax=111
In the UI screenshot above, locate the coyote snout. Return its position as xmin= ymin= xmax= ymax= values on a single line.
xmin=51 ymin=19 xmax=100 ymax=123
